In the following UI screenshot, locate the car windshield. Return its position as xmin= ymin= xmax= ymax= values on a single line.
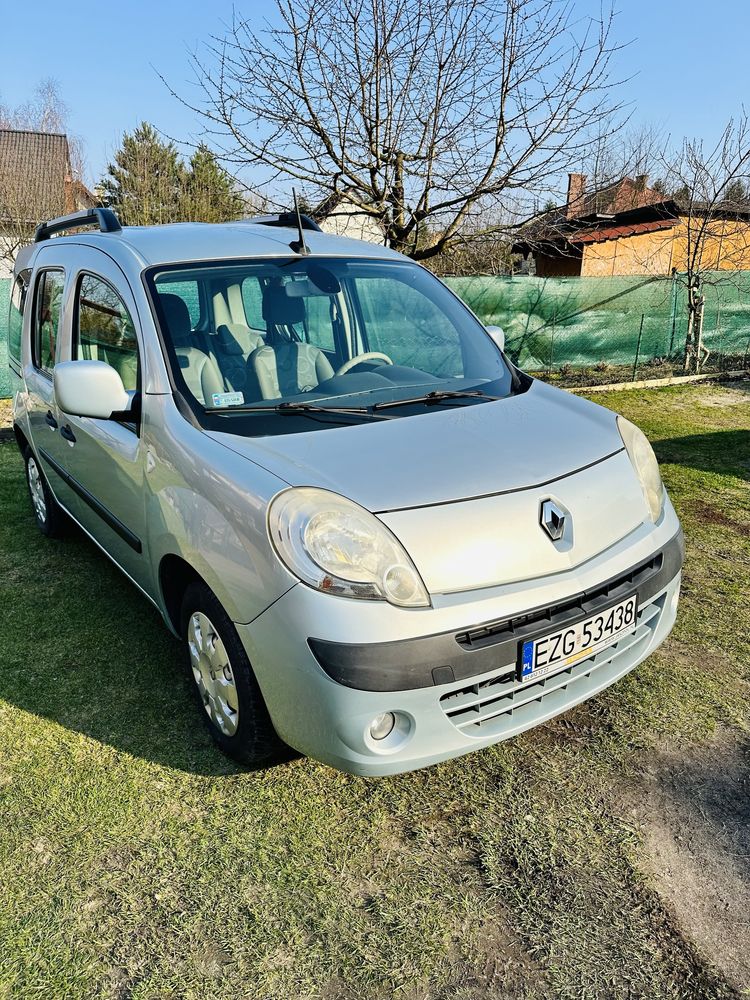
xmin=146 ymin=257 xmax=517 ymax=434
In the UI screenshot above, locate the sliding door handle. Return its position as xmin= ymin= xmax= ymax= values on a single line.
xmin=45 ymin=410 xmax=58 ymax=430
xmin=60 ymin=424 xmax=76 ymax=444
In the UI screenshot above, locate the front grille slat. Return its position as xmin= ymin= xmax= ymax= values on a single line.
xmin=456 ymin=552 xmax=663 ymax=651
xmin=449 ymin=621 xmax=652 ymax=729
xmin=441 ymin=596 xmax=665 ymax=737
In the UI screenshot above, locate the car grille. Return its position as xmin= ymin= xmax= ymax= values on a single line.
xmin=440 ymin=594 xmax=665 ymax=738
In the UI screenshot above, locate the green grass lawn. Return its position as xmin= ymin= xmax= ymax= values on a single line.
xmin=0 ymin=384 xmax=748 ymax=1000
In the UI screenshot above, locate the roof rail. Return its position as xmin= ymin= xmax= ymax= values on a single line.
xmin=249 ymin=212 xmax=323 ymax=233
xmin=34 ymin=207 xmax=122 ymax=243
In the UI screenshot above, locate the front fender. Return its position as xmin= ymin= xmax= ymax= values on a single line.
xmin=142 ymin=401 xmax=297 ymax=626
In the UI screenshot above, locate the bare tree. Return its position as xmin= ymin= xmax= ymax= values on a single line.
xmin=578 ymin=122 xmax=666 ymax=204
xmin=0 ymin=162 xmax=40 ymax=268
xmin=175 ymin=0 xmax=623 ymax=260
xmin=659 ymin=117 xmax=750 ymax=372
xmin=0 ymin=79 xmax=68 ymax=133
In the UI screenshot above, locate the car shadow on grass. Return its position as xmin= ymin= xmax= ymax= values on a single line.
xmin=0 ymin=451 xmax=263 ymax=775
xmin=654 ymin=429 xmax=750 ymax=482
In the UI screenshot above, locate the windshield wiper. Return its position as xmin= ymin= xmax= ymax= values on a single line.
xmin=206 ymin=401 xmax=392 ymax=421
xmin=372 ymin=389 xmax=501 ymax=411
xmin=276 ymin=401 xmax=392 ymax=420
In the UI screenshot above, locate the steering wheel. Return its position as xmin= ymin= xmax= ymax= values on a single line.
xmin=334 ymin=352 xmax=394 ymax=377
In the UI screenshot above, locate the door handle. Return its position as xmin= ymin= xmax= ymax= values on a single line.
xmin=45 ymin=410 xmax=58 ymax=430
xmin=60 ymin=424 xmax=76 ymax=444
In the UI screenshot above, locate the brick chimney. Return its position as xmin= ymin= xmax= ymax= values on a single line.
xmin=566 ymin=173 xmax=587 ymax=219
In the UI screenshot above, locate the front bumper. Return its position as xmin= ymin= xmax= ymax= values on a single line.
xmin=237 ymin=503 xmax=683 ymax=776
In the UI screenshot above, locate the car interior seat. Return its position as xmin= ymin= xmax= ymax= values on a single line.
xmin=250 ymin=284 xmax=335 ymax=399
xmin=214 ymin=322 xmax=264 ymax=393
xmin=159 ymin=293 xmax=225 ymax=405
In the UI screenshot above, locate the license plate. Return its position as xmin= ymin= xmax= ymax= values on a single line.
xmin=520 ymin=595 xmax=638 ymax=684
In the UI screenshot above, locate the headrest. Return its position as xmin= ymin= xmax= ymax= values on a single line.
xmin=262 ymin=284 xmax=305 ymax=328
xmin=216 ymin=322 xmax=263 ymax=356
xmin=215 ymin=324 xmax=245 ymax=356
xmin=159 ymin=293 xmax=192 ymax=347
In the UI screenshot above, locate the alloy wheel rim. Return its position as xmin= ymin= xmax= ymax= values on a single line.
xmin=187 ymin=612 xmax=239 ymax=736
xmin=27 ymin=457 xmax=47 ymax=524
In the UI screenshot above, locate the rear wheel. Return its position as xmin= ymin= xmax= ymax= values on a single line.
xmin=181 ymin=582 xmax=286 ymax=767
xmin=24 ymin=447 xmax=66 ymax=538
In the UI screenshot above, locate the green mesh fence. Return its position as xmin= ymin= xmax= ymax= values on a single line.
xmin=0 ymin=279 xmax=10 ymax=399
xmin=3 ymin=271 xmax=750 ymax=399
xmin=446 ymin=274 xmax=678 ymax=369
xmin=446 ymin=272 xmax=750 ymax=371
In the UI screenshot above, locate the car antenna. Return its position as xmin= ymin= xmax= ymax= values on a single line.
xmin=289 ymin=188 xmax=310 ymax=256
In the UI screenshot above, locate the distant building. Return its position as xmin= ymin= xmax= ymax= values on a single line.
xmin=513 ymin=172 xmax=750 ymax=277
xmin=0 ymin=129 xmax=98 ymax=278
xmin=312 ymin=193 xmax=385 ymax=244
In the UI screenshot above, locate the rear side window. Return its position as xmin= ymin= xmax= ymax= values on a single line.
xmin=33 ymin=270 xmax=65 ymax=375
xmin=7 ymin=270 xmax=30 ymax=367
xmin=241 ymin=277 xmax=264 ymax=330
xmin=74 ymin=274 xmax=140 ymax=392
xmin=303 ymin=294 xmax=336 ymax=351
xmin=161 ymin=279 xmax=201 ymax=328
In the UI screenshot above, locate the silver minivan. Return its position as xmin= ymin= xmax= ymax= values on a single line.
xmin=9 ymin=208 xmax=683 ymax=775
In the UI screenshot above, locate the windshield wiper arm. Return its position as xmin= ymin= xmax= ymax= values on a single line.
xmin=206 ymin=401 xmax=392 ymax=421
xmin=276 ymin=401 xmax=392 ymax=420
xmin=372 ymin=389 xmax=500 ymax=411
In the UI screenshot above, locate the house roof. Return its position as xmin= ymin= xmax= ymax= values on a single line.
xmin=513 ymin=197 xmax=685 ymax=256
xmin=571 ymin=175 xmax=666 ymax=218
xmin=0 ymin=129 xmax=72 ymax=222
xmin=573 ymin=217 xmax=679 ymax=245
xmin=515 ymin=170 xmax=750 ymax=258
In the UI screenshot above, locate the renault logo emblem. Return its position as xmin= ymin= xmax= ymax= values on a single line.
xmin=540 ymin=499 xmax=566 ymax=541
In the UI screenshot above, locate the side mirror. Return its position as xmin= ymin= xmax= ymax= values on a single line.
xmin=54 ymin=360 xmax=131 ymax=419
xmin=485 ymin=325 xmax=506 ymax=352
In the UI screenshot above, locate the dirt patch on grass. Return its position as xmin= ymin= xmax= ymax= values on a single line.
xmin=687 ymin=500 xmax=750 ymax=538
xmin=625 ymin=730 xmax=750 ymax=995
xmin=0 ymin=400 xmax=12 ymax=438
xmin=696 ymin=384 xmax=750 ymax=406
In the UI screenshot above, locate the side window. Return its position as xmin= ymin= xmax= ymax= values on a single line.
xmin=161 ymin=280 xmax=201 ymax=328
xmin=74 ymin=274 xmax=140 ymax=392
xmin=7 ymin=270 xmax=30 ymax=367
xmin=303 ymin=295 xmax=337 ymax=352
xmin=353 ymin=276 xmax=464 ymax=377
xmin=33 ymin=270 xmax=65 ymax=375
xmin=241 ymin=277 xmax=264 ymax=330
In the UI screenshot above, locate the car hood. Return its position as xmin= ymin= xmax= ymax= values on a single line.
xmin=207 ymin=380 xmax=624 ymax=512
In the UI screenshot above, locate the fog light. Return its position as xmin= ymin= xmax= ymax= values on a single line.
xmin=369 ymin=712 xmax=396 ymax=741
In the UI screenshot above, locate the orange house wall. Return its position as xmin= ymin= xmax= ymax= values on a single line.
xmin=578 ymin=217 xmax=750 ymax=276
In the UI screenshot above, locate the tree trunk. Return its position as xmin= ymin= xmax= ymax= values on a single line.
xmin=693 ymin=295 xmax=706 ymax=373
xmin=683 ymin=279 xmax=705 ymax=374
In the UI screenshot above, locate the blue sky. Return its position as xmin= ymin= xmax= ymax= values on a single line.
xmin=1 ymin=0 xmax=748 ymax=190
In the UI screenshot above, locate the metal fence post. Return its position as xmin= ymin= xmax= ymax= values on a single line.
xmin=548 ymin=312 xmax=556 ymax=374
xmin=632 ymin=314 xmax=645 ymax=382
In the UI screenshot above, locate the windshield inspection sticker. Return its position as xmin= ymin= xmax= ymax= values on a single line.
xmin=211 ymin=392 xmax=245 ymax=408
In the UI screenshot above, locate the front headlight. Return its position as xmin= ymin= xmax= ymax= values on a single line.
xmin=268 ymin=487 xmax=431 ymax=608
xmin=617 ymin=416 xmax=664 ymax=522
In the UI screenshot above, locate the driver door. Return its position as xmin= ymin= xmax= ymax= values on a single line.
xmin=58 ymin=251 xmax=151 ymax=592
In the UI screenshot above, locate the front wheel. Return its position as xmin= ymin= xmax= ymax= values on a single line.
xmin=181 ymin=582 xmax=286 ymax=767
xmin=24 ymin=447 xmax=66 ymax=538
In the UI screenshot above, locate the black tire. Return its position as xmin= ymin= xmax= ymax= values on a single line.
xmin=180 ymin=581 xmax=286 ymax=767
xmin=24 ymin=447 xmax=67 ymax=538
